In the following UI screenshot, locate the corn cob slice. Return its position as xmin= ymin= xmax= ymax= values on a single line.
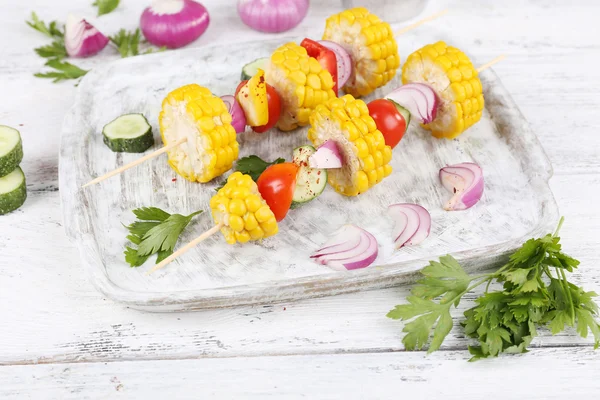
xmin=323 ymin=7 xmax=400 ymax=98
xmin=159 ymin=84 xmax=239 ymax=183
xmin=308 ymin=94 xmax=393 ymax=196
xmin=402 ymin=41 xmax=484 ymax=139
xmin=210 ymin=172 xmax=279 ymax=244
xmin=266 ymin=42 xmax=337 ymax=131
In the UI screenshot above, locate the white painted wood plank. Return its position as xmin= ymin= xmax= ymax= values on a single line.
xmin=2 ymin=348 xmax=600 ymax=400
xmin=0 ymin=0 xmax=599 ymax=377
xmin=1 ymin=175 xmax=598 ymax=365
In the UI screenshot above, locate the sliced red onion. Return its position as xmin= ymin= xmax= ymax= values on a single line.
xmin=64 ymin=14 xmax=109 ymax=58
xmin=308 ymin=140 xmax=343 ymax=169
xmin=140 ymin=0 xmax=210 ymax=49
xmin=385 ymin=83 xmax=440 ymax=124
xmin=220 ymin=95 xmax=247 ymax=134
xmin=238 ymin=0 xmax=309 ymax=33
xmin=439 ymin=162 xmax=484 ymax=211
xmin=388 ymin=203 xmax=431 ymax=249
xmin=311 ymin=225 xmax=378 ymax=271
xmin=318 ymin=40 xmax=353 ymax=89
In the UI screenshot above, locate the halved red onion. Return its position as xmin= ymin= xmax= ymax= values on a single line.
xmin=318 ymin=40 xmax=353 ymax=89
xmin=388 ymin=203 xmax=431 ymax=249
xmin=308 ymin=140 xmax=342 ymax=169
xmin=385 ymin=83 xmax=440 ymax=124
xmin=220 ymin=95 xmax=247 ymax=133
xmin=311 ymin=225 xmax=378 ymax=271
xmin=64 ymin=14 xmax=109 ymax=58
xmin=140 ymin=0 xmax=210 ymax=49
xmin=439 ymin=162 xmax=484 ymax=211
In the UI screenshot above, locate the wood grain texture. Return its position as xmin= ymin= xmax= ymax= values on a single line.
xmin=1 ymin=0 xmax=600 ymax=395
xmin=2 ymin=348 xmax=600 ymax=400
xmin=59 ymin=40 xmax=558 ymax=310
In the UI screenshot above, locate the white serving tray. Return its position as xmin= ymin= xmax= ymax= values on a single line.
xmin=59 ymin=39 xmax=558 ymax=311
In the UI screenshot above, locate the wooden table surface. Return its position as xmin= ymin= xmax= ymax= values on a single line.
xmin=1 ymin=0 xmax=599 ymax=398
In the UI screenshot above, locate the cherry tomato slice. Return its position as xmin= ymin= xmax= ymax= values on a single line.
xmin=252 ymin=84 xmax=282 ymax=133
xmin=235 ymin=79 xmax=282 ymax=133
xmin=367 ymin=99 xmax=407 ymax=149
xmin=256 ymin=162 xmax=298 ymax=222
xmin=300 ymin=38 xmax=338 ymax=94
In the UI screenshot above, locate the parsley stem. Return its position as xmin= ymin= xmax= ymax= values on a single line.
xmin=557 ymin=267 xmax=576 ymax=325
xmin=553 ymin=216 xmax=565 ymax=238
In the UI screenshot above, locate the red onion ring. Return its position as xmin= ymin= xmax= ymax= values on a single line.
xmin=220 ymin=95 xmax=247 ymax=134
xmin=385 ymin=83 xmax=440 ymax=124
xmin=388 ymin=203 xmax=431 ymax=249
xmin=312 ymin=225 xmax=379 ymax=271
xmin=439 ymin=162 xmax=484 ymax=210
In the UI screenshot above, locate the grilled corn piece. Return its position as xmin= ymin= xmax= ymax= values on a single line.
xmin=308 ymin=94 xmax=393 ymax=196
xmin=159 ymin=84 xmax=239 ymax=183
xmin=266 ymin=42 xmax=337 ymax=131
xmin=323 ymin=7 xmax=400 ymax=97
xmin=402 ymin=41 xmax=484 ymax=139
xmin=210 ymin=172 xmax=279 ymax=244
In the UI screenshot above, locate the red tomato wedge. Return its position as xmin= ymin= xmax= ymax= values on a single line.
xmin=257 ymin=162 xmax=298 ymax=222
xmin=367 ymin=99 xmax=407 ymax=149
xmin=300 ymin=38 xmax=338 ymax=94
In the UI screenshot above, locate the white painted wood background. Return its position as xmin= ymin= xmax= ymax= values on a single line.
xmin=1 ymin=0 xmax=599 ymax=398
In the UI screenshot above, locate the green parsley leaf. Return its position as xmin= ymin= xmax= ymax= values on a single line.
xmin=93 ymin=0 xmax=120 ymax=16
xmin=133 ymin=207 xmax=171 ymax=222
xmin=109 ymin=29 xmax=165 ymax=58
xmin=26 ymin=12 xmax=64 ymax=39
xmin=35 ymin=59 xmax=88 ymax=82
xmin=137 ymin=210 xmax=203 ymax=256
xmin=388 ymin=217 xmax=600 ymax=361
xmin=235 ymin=155 xmax=286 ymax=182
xmin=124 ymin=246 xmax=150 ymax=268
xmin=34 ymin=40 xmax=68 ymax=59
xmin=123 ymin=207 xmax=203 ymax=267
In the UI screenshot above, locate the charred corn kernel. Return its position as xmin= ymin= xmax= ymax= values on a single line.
xmin=323 ymin=7 xmax=399 ymax=97
xmin=402 ymin=41 xmax=484 ymax=139
xmin=210 ymin=172 xmax=278 ymax=244
xmin=266 ymin=42 xmax=336 ymax=131
xmin=308 ymin=94 xmax=393 ymax=196
xmin=159 ymin=84 xmax=239 ymax=183
xmin=237 ymin=69 xmax=269 ymax=126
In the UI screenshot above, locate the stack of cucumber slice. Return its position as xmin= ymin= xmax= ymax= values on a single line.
xmin=0 ymin=125 xmax=26 ymax=215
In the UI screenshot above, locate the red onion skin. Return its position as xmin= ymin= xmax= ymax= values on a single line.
xmin=140 ymin=0 xmax=210 ymax=49
xmin=220 ymin=95 xmax=247 ymax=133
xmin=319 ymin=40 xmax=353 ymax=89
xmin=439 ymin=163 xmax=484 ymax=210
xmin=65 ymin=18 xmax=109 ymax=58
xmin=385 ymin=83 xmax=440 ymax=124
xmin=312 ymin=225 xmax=379 ymax=271
xmin=237 ymin=0 xmax=309 ymax=33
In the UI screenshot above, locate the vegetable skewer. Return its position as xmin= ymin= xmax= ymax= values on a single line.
xmin=148 ymin=171 xmax=279 ymax=274
xmin=83 ymin=84 xmax=240 ymax=187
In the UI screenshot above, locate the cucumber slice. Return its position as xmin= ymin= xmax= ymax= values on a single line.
xmin=389 ymin=100 xmax=411 ymax=127
xmin=291 ymin=145 xmax=327 ymax=209
xmin=241 ymin=57 xmax=269 ymax=81
xmin=0 ymin=125 xmax=23 ymax=178
xmin=102 ymin=114 xmax=154 ymax=153
xmin=0 ymin=167 xmax=26 ymax=215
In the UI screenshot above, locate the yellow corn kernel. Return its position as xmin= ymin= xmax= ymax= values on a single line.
xmin=234 ymin=230 xmax=251 ymax=244
xmin=249 ymin=226 xmax=264 ymax=240
xmin=228 ymin=198 xmax=247 ymax=216
xmin=245 ymin=195 xmax=263 ymax=213
xmin=159 ymin=84 xmax=239 ymax=183
xmin=255 ymin=205 xmax=273 ymax=223
xmin=228 ymin=215 xmax=244 ymax=232
xmin=243 ymin=213 xmax=259 ymax=231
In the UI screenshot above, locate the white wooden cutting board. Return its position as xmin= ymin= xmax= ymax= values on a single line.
xmin=59 ymin=38 xmax=558 ymax=311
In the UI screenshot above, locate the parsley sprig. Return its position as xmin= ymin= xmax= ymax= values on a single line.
xmin=110 ymin=29 xmax=166 ymax=58
xmin=124 ymin=207 xmax=203 ymax=267
xmin=387 ymin=218 xmax=600 ymax=360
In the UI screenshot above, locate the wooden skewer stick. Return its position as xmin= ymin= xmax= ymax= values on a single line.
xmin=477 ymin=55 xmax=506 ymax=73
xmin=395 ymin=9 xmax=449 ymax=36
xmin=146 ymin=222 xmax=225 ymax=275
xmin=82 ymin=137 xmax=187 ymax=188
